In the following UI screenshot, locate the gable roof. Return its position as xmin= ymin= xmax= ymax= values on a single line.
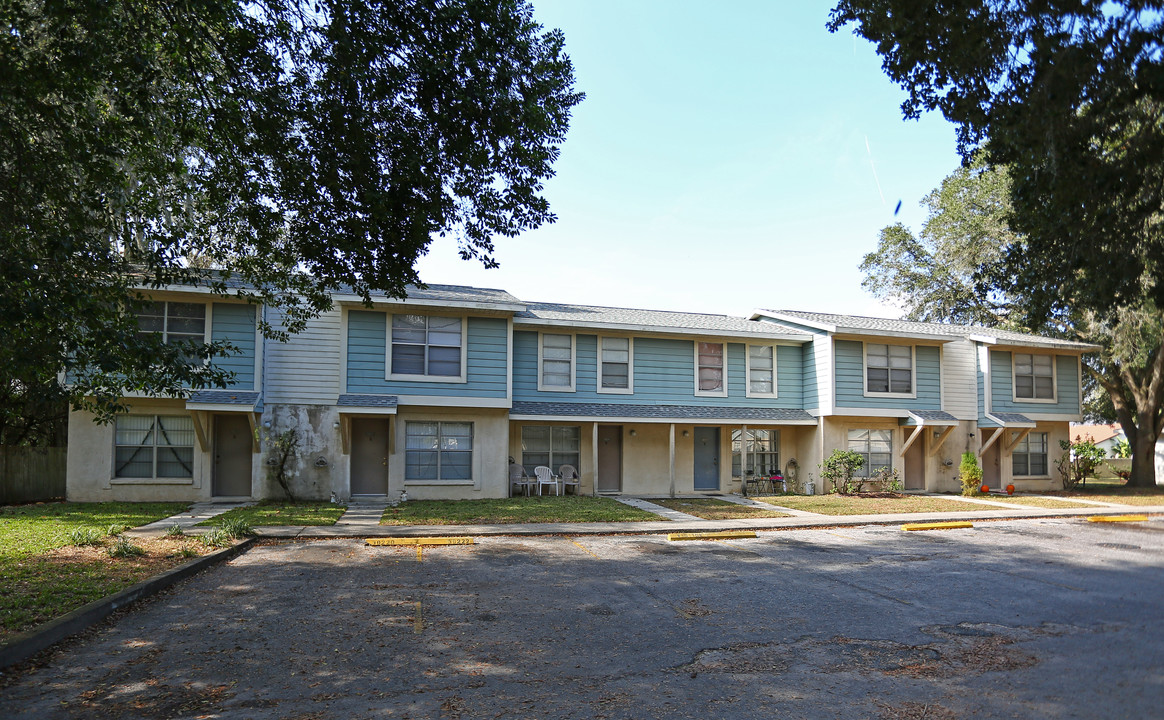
xmin=515 ymin=301 xmax=810 ymax=341
xmin=754 ymin=309 xmax=1099 ymax=351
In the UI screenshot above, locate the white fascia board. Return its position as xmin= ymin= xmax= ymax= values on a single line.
xmin=750 ymin=310 xmax=837 ymax=332
xmin=184 ymin=403 xmax=260 ymax=413
xmin=393 ymin=395 xmax=511 ymax=409
xmin=334 ymin=406 xmax=398 ymax=415
xmin=829 ymin=407 xmax=913 ymax=419
xmin=906 ymin=411 xmax=958 ymax=427
xmin=985 ymin=412 xmax=1038 ymax=428
xmin=833 ymin=329 xmax=956 ymax=343
xmin=985 ymin=340 xmax=1101 ymax=354
xmin=512 ymin=317 xmax=809 ymax=343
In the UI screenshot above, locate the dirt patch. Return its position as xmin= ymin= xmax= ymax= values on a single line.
xmin=878 ymin=700 xmax=960 ymax=719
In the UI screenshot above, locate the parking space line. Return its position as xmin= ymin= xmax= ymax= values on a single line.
xmin=571 ymin=540 xmax=599 ymax=558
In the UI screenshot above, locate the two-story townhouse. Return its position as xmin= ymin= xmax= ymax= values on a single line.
xmin=66 ymin=288 xmax=265 ymax=501
xmin=507 ymin=302 xmax=817 ymax=496
xmin=65 ymin=284 xmax=1096 ymax=503
xmin=751 ymin=310 xmax=1097 ymax=493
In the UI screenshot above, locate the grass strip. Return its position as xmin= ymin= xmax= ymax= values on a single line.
xmin=198 ymin=501 xmax=347 ymax=527
xmin=755 ymin=494 xmax=982 ymax=516
xmin=381 ymin=496 xmax=661 ymax=525
xmin=651 ymin=498 xmax=788 ymax=520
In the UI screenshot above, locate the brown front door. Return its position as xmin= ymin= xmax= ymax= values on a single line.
xmin=213 ymin=414 xmax=253 ymax=497
xmin=981 ymin=442 xmax=1001 ymax=489
xmin=904 ymin=438 xmax=925 ymax=490
xmin=597 ymin=425 xmax=622 ymax=493
xmin=351 ymin=418 xmax=390 ymax=495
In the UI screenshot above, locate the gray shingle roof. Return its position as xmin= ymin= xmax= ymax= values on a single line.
xmin=402 ymin=284 xmax=522 ymax=305
xmin=904 ymin=410 xmax=959 ymax=425
xmin=764 ymin=310 xmax=1097 ymax=350
xmin=988 ymin=412 xmax=1035 ymax=425
xmin=517 ymin=302 xmax=809 ymax=338
xmin=337 ymin=394 xmax=399 ymax=408
xmin=510 ymin=401 xmax=815 ymax=423
xmin=186 ymin=390 xmax=261 ymax=407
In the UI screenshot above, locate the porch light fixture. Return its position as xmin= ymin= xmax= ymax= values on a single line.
xmin=629 ymin=429 xmax=637 ymax=437
xmin=682 ymin=430 xmax=690 ymax=437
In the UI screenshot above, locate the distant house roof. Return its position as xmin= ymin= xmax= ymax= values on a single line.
xmin=510 ymin=401 xmax=816 ymax=424
xmin=754 ymin=309 xmax=1099 ymax=351
xmin=515 ymin=302 xmax=810 ymax=341
xmin=1070 ymin=424 xmax=1123 ymax=444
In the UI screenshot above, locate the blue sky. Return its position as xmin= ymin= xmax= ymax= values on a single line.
xmin=415 ymin=1 xmax=962 ymax=318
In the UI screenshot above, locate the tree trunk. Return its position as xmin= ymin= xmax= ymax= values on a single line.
xmin=1127 ymin=425 xmax=1159 ymax=488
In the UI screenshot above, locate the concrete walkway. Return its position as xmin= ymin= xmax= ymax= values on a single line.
xmin=131 ymin=502 xmax=252 ymax=537
xmin=128 ymin=495 xmax=1164 ymax=541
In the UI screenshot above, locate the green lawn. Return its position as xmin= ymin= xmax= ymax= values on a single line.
xmin=1048 ymin=482 xmax=1164 ymax=506
xmin=381 ymin=496 xmax=662 ymax=525
xmin=198 ymin=501 xmax=347 ymax=527
xmin=651 ymin=498 xmax=788 ymax=520
xmin=0 ymin=502 xmax=194 ymax=639
xmin=755 ymin=494 xmax=984 ymax=516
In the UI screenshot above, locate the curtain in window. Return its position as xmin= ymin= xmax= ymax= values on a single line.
xmin=698 ymin=342 xmax=723 ymax=392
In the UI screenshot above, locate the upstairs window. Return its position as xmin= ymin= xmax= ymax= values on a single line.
xmin=599 ymin=337 xmax=631 ymax=393
xmin=866 ymin=343 xmax=913 ymax=395
xmin=1014 ymin=353 xmax=1055 ymax=400
xmin=696 ymin=342 xmax=725 ymax=395
xmin=137 ymin=302 xmax=205 ymax=346
xmin=747 ymin=345 xmax=776 ymax=397
xmin=391 ymin=315 xmax=463 ymax=378
xmin=539 ymin=333 xmax=574 ymax=390
xmin=1012 ymin=432 xmax=1049 ymax=476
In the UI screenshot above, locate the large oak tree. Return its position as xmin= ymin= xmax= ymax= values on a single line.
xmin=1 ymin=0 xmax=582 ymax=429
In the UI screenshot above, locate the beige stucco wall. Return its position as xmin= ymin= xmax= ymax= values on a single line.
xmin=981 ymin=421 xmax=1069 ymax=492
xmin=66 ymin=399 xmax=218 ymax=503
xmin=388 ymin=406 xmax=510 ymax=501
xmin=818 ymin=416 xmax=977 ymax=494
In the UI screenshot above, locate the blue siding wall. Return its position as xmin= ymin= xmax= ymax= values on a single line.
xmin=346 ymin=311 xmax=508 ymax=398
xmin=802 ymin=341 xmax=819 ymax=409
xmin=833 ymin=339 xmax=941 ymax=410
xmin=989 ymin=351 xmax=1080 ymax=415
xmin=512 ymin=331 xmax=803 ymax=408
xmin=210 ymin=303 xmax=256 ymax=389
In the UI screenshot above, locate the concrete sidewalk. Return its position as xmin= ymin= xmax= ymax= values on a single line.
xmin=130 ymin=501 xmax=253 ymax=537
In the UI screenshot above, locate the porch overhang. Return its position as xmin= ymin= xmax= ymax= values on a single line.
xmin=981 ymin=412 xmax=1037 ymax=429
xmin=336 ymin=394 xmax=399 ymax=416
xmin=509 ymin=401 xmax=817 ymax=425
xmin=184 ymin=390 xmax=263 ymax=453
xmin=900 ymin=410 xmax=959 ymax=427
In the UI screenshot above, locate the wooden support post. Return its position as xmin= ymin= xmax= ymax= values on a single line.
xmin=247 ymin=412 xmax=261 ymax=453
xmin=1005 ymin=428 xmax=1032 ymax=453
xmin=928 ymin=425 xmax=955 ymax=458
xmin=977 ymin=427 xmax=1005 ymax=458
xmin=190 ymin=411 xmax=209 ymax=452
xmin=340 ymin=415 xmax=351 ymax=455
xmin=899 ymin=424 xmax=925 ymax=457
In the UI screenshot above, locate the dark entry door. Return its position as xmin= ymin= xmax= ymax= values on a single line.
xmin=597 ymin=425 xmax=622 ymax=493
xmin=351 ymin=418 xmax=390 ymax=495
xmin=213 ymin=414 xmax=252 ymax=497
xmin=904 ymin=440 xmax=925 ymax=490
xmin=693 ymin=427 xmax=720 ymax=491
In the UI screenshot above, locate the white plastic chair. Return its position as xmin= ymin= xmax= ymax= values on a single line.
xmin=509 ymin=462 xmax=533 ymax=497
xmin=558 ymin=464 xmax=580 ymax=495
xmin=534 ymin=465 xmax=561 ymax=496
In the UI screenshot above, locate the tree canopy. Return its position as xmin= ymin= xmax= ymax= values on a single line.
xmin=829 ymin=1 xmax=1164 ymax=324
xmin=1 ymin=0 xmax=582 ymax=426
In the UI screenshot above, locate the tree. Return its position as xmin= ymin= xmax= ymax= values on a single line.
xmin=829 ymin=1 xmax=1164 ymax=324
xmin=861 ymin=161 xmax=1164 ymax=488
xmin=2 ymin=0 xmax=581 ymax=423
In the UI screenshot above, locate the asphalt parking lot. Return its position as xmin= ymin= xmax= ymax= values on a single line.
xmin=2 ymin=517 xmax=1162 ymax=719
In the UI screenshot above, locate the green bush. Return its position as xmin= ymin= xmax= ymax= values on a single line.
xmin=106 ymin=524 xmax=127 ymax=537
xmin=107 ymin=536 xmax=145 ymax=558
xmin=820 ymin=449 xmax=867 ymax=494
xmin=69 ymin=527 xmax=105 ymax=547
xmin=217 ymin=517 xmax=256 ymax=539
xmin=164 ymin=524 xmax=186 ymax=538
xmin=959 ymin=452 xmax=984 ymax=496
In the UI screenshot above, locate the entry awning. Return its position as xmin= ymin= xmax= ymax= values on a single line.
xmin=185 ymin=390 xmax=262 ymax=413
xmin=336 ymin=394 xmax=399 ymax=415
xmin=901 ymin=410 xmax=959 ymax=427
xmin=981 ymin=412 xmax=1037 ymax=428
xmin=509 ymin=401 xmax=817 ymax=425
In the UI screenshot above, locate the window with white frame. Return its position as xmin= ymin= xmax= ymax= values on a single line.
xmin=136 ymin=302 xmax=206 ymax=346
xmin=1012 ymin=432 xmax=1049 ymax=476
xmin=599 ymin=337 xmax=631 ymax=392
xmin=696 ymin=342 xmax=725 ymax=394
xmin=391 ymin=315 xmax=463 ymax=378
xmin=114 ymin=415 xmax=196 ymax=479
xmin=521 ymin=426 xmax=581 ymax=476
xmin=404 ymin=422 xmax=473 ymax=481
xmin=731 ymin=429 xmax=780 ymax=477
xmin=539 ymin=333 xmax=574 ymax=389
xmin=866 ymin=343 xmax=913 ymax=394
xmin=847 ymin=429 xmax=893 ymax=478
xmin=1014 ymin=353 xmax=1055 ymax=400
xmin=747 ymin=345 xmax=776 ymax=396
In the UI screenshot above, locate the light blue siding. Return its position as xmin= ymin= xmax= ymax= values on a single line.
xmin=833 ymin=340 xmax=941 ymax=410
xmin=345 ymin=311 xmax=508 ymax=398
xmin=989 ymin=351 xmax=1080 ymax=415
xmin=210 ymin=303 xmax=257 ymax=389
xmin=802 ymin=341 xmax=819 ymax=409
xmin=512 ymin=331 xmax=803 ymax=408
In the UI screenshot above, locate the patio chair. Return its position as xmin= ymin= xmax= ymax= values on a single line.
xmin=534 ymin=465 xmax=561 ymax=496
xmin=558 ymin=464 xmax=580 ymax=495
xmin=509 ymin=462 xmax=534 ymax=497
